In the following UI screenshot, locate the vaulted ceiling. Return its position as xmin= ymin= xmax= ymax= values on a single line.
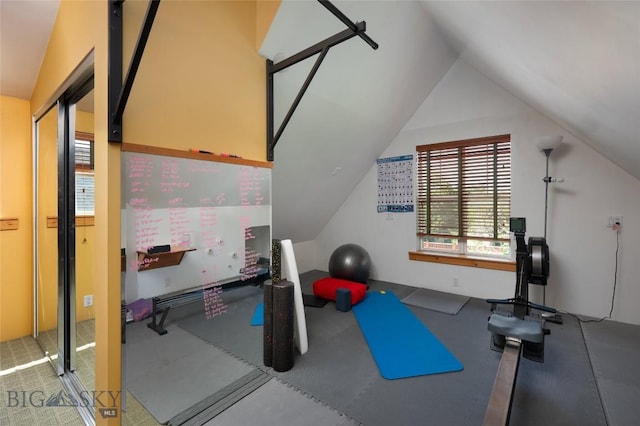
xmin=261 ymin=0 xmax=457 ymax=242
xmin=420 ymin=0 xmax=640 ymax=184
xmin=262 ymin=0 xmax=640 ymax=243
xmin=2 ymin=1 xmax=638 ymax=245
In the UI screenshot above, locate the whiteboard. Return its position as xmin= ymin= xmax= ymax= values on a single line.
xmin=121 ymin=146 xmax=271 ymax=302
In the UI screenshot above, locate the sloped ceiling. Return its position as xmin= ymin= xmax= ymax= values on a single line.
xmin=2 ymin=1 xmax=638 ymax=245
xmin=263 ymin=0 xmax=640 ymax=244
xmin=261 ymin=0 xmax=457 ymax=242
xmin=419 ymin=0 xmax=640 ymax=181
xmin=0 ymin=0 xmax=60 ymax=99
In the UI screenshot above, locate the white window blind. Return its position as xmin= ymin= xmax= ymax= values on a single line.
xmin=75 ymin=136 xmax=94 ymax=215
xmin=75 ymin=173 xmax=95 ymax=215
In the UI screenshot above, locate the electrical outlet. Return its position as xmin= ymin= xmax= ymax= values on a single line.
xmin=608 ymin=216 xmax=623 ymax=228
xmin=83 ymin=295 xmax=93 ymax=307
xmin=452 ymin=277 xmax=460 ymax=287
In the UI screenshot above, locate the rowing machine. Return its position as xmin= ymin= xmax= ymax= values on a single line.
xmin=483 ymin=217 xmax=557 ymax=425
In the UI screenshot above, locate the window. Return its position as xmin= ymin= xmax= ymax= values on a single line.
xmin=75 ymin=132 xmax=94 ymax=216
xmin=416 ymin=134 xmax=511 ymax=257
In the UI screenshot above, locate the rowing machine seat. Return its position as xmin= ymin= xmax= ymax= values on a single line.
xmin=488 ymin=314 xmax=544 ymax=343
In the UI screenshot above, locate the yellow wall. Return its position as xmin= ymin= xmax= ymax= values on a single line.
xmin=34 ymin=106 xmax=97 ymax=332
xmin=17 ymin=0 xmax=280 ymax=423
xmin=75 ymin=110 xmax=96 ymax=323
xmin=1 ymin=0 xmax=283 ymax=342
xmin=0 ymin=96 xmax=33 ymax=341
xmin=36 ymin=105 xmax=58 ymax=333
xmin=121 ymin=0 xmax=267 ymax=160
xmin=256 ymin=0 xmax=281 ymax=51
xmin=30 ymin=1 xmax=117 ymax=423
xmin=75 ymin=225 xmax=96 ymax=322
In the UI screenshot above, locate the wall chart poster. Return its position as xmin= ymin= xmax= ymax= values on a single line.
xmin=376 ymin=154 xmax=414 ymax=213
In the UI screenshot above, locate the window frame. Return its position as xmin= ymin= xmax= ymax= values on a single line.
xmin=75 ymin=131 xmax=95 ymax=217
xmin=416 ymin=134 xmax=511 ymax=259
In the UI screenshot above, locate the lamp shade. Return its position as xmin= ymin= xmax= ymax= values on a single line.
xmin=535 ymin=135 xmax=563 ymax=151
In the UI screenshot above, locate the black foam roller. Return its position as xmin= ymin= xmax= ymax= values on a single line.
xmin=271 ymin=239 xmax=282 ymax=283
xmin=263 ymin=279 xmax=273 ymax=367
xmin=272 ymin=280 xmax=294 ymax=372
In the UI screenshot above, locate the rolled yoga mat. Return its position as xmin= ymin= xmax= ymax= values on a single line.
xmin=263 ymin=279 xmax=273 ymax=367
xmin=272 ymin=280 xmax=294 ymax=372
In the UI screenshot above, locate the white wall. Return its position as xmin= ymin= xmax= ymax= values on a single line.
xmin=313 ymin=58 xmax=640 ymax=325
xmin=292 ymin=240 xmax=317 ymax=274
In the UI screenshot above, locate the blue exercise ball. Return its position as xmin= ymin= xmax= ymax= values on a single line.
xmin=329 ymin=244 xmax=371 ymax=284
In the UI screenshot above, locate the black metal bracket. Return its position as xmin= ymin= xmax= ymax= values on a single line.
xmin=147 ymin=301 xmax=170 ymax=336
xmin=266 ymin=0 xmax=378 ymax=161
xmin=108 ymin=0 xmax=160 ymax=142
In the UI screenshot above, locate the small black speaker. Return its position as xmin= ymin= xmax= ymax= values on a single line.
xmin=148 ymin=244 xmax=171 ymax=254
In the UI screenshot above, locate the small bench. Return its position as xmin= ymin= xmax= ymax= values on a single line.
xmin=147 ymin=289 xmax=204 ymax=335
xmin=147 ymin=271 xmax=269 ymax=335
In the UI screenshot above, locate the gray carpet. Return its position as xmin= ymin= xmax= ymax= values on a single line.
xmin=510 ymin=313 xmax=605 ymax=426
xmin=267 ymin=287 xmax=499 ymax=426
xmin=203 ymin=378 xmax=358 ymax=426
xmin=176 ymin=285 xmax=265 ymax=367
xmin=172 ymin=271 xmax=614 ymax=425
xmin=125 ymin=321 xmax=257 ymax=424
xmin=582 ymin=319 xmax=640 ymax=426
xmin=401 ymin=288 xmax=470 ymax=314
xmin=268 ymin=273 xmax=490 ymax=424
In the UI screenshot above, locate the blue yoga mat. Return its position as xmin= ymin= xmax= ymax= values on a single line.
xmin=251 ymin=303 xmax=264 ymax=326
xmin=353 ymin=291 xmax=463 ymax=379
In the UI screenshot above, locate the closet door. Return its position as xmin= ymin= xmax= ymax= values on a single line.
xmin=34 ymin=67 xmax=95 ymax=424
xmin=34 ymin=103 xmax=60 ymax=369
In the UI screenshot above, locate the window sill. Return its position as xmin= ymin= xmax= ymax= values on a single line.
xmin=408 ymin=251 xmax=515 ymax=272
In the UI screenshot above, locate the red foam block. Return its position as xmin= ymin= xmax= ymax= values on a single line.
xmin=312 ymin=277 xmax=367 ymax=305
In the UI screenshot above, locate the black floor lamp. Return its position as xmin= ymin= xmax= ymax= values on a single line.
xmin=535 ymin=135 xmax=563 ymax=307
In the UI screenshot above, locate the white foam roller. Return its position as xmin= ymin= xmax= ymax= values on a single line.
xmin=280 ymin=239 xmax=308 ymax=355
